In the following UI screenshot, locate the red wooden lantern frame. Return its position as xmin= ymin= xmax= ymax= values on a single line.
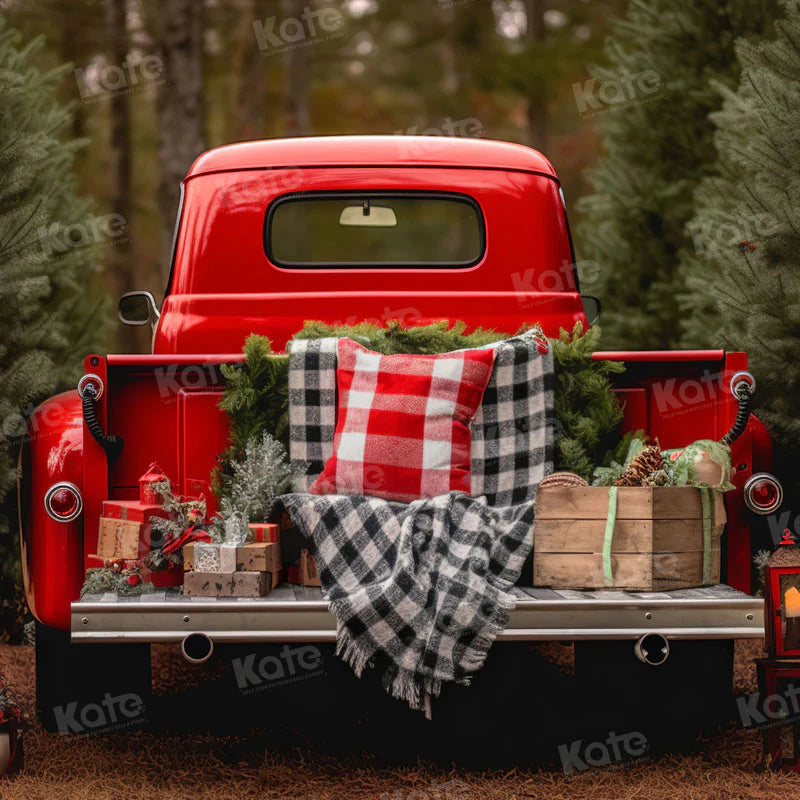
xmin=765 ymin=545 xmax=800 ymax=658
xmin=756 ymin=659 xmax=800 ymax=772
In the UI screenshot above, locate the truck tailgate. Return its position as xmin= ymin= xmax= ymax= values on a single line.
xmin=71 ymin=584 xmax=763 ymax=643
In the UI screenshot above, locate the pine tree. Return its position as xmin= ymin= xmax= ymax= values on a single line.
xmin=680 ymin=1 xmax=800 ymax=449
xmin=574 ymin=0 xmax=777 ymax=350
xmin=0 ymin=21 xmax=101 ymax=595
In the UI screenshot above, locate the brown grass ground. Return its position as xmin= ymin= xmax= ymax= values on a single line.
xmin=1 ymin=639 xmax=799 ymax=800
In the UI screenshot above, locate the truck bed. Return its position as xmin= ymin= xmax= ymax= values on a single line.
xmin=71 ymin=584 xmax=764 ymax=644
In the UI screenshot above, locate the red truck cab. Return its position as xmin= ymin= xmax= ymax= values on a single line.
xmin=20 ymin=136 xmax=776 ymax=732
xmin=157 ymin=135 xmax=584 ymax=352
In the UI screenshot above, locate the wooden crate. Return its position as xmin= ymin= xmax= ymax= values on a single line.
xmin=533 ymin=486 xmax=726 ymax=591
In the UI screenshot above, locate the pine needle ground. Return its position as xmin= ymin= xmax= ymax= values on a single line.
xmin=1 ymin=639 xmax=799 ymax=799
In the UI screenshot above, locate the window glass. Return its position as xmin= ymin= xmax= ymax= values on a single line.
xmin=266 ymin=193 xmax=484 ymax=267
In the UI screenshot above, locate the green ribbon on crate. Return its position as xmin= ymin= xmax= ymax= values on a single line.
xmin=603 ymin=486 xmax=618 ymax=586
xmin=701 ymin=487 xmax=713 ymax=585
xmin=602 ymin=486 xmax=715 ymax=588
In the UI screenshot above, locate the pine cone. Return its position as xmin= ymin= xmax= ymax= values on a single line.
xmin=614 ymin=445 xmax=665 ymax=487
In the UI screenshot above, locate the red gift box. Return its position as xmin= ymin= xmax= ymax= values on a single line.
xmin=248 ymin=524 xmax=282 ymax=573
xmin=248 ymin=522 xmax=279 ymax=543
xmin=141 ymin=564 xmax=184 ymax=588
xmin=102 ymin=500 xmax=169 ymax=558
xmin=102 ymin=500 xmax=168 ymax=524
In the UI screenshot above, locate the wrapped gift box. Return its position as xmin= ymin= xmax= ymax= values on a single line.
xmin=249 ymin=523 xmax=282 ymax=572
xmin=299 ymin=549 xmax=322 ymax=588
xmin=99 ymin=500 xmax=169 ymax=560
xmin=183 ymin=570 xmax=271 ymax=598
xmin=184 ymin=542 xmax=278 ymax=574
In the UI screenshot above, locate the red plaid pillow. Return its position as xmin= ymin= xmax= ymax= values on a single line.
xmin=309 ymin=339 xmax=495 ymax=502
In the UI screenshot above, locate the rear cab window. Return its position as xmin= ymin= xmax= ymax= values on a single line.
xmin=265 ymin=191 xmax=485 ymax=268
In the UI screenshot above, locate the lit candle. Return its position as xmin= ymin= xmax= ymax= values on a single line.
xmin=786 ymin=587 xmax=800 ymax=617
xmin=784 ymin=587 xmax=800 ymax=651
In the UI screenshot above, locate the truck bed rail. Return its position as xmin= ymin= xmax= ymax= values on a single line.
xmin=71 ymin=584 xmax=764 ymax=644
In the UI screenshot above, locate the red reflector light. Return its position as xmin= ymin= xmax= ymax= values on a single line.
xmin=50 ymin=488 xmax=78 ymax=517
xmin=753 ymin=481 xmax=778 ymax=507
xmin=44 ymin=482 xmax=83 ymax=522
xmin=744 ymin=473 xmax=783 ymax=515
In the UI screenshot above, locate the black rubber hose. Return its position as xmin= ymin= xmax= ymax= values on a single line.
xmin=720 ymin=386 xmax=752 ymax=446
xmin=81 ymin=384 xmax=124 ymax=462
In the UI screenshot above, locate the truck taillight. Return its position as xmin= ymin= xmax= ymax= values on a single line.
xmin=744 ymin=473 xmax=783 ymax=515
xmin=44 ymin=482 xmax=83 ymax=522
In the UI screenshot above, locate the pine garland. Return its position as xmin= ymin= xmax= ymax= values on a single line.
xmin=213 ymin=320 xmax=632 ymax=496
xmin=296 ymin=319 xmax=509 ymax=354
xmin=212 ymin=335 xmax=290 ymax=496
xmin=80 ymin=568 xmax=156 ymax=599
xmin=551 ymin=322 xmax=639 ymax=481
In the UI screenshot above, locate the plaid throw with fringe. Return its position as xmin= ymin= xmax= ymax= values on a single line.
xmin=281 ymin=330 xmax=553 ymax=712
xmin=280 ymin=491 xmax=535 ymax=714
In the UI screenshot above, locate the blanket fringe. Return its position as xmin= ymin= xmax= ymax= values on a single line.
xmin=334 ymin=624 xmax=374 ymax=678
xmin=336 ymin=625 xmax=445 ymax=715
xmin=381 ymin=665 xmax=443 ymax=714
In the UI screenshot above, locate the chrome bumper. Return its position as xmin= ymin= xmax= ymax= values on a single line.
xmin=71 ymin=584 xmax=764 ymax=644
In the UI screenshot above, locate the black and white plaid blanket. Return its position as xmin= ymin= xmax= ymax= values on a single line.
xmin=280 ymin=491 xmax=535 ymax=713
xmin=282 ymin=331 xmax=554 ymax=712
xmin=287 ymin=337 xmax=338 ymax=488
xmin=288 ymin=330 xmax=554 ymax=502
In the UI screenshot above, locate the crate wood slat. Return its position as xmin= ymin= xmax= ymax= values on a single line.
xmin=534 ymin=519 xmax=723 ymax=554
xmin=536 ymin=486 xmax=712 ymax=520
xmin=533 ymin=485 xmax=726 ymax=591
xmin=534 ymin=549 xmax=721 ymax=592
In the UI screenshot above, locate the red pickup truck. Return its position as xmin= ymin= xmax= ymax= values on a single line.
xmin=20 ymin=136 xmax=778 ymax=735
